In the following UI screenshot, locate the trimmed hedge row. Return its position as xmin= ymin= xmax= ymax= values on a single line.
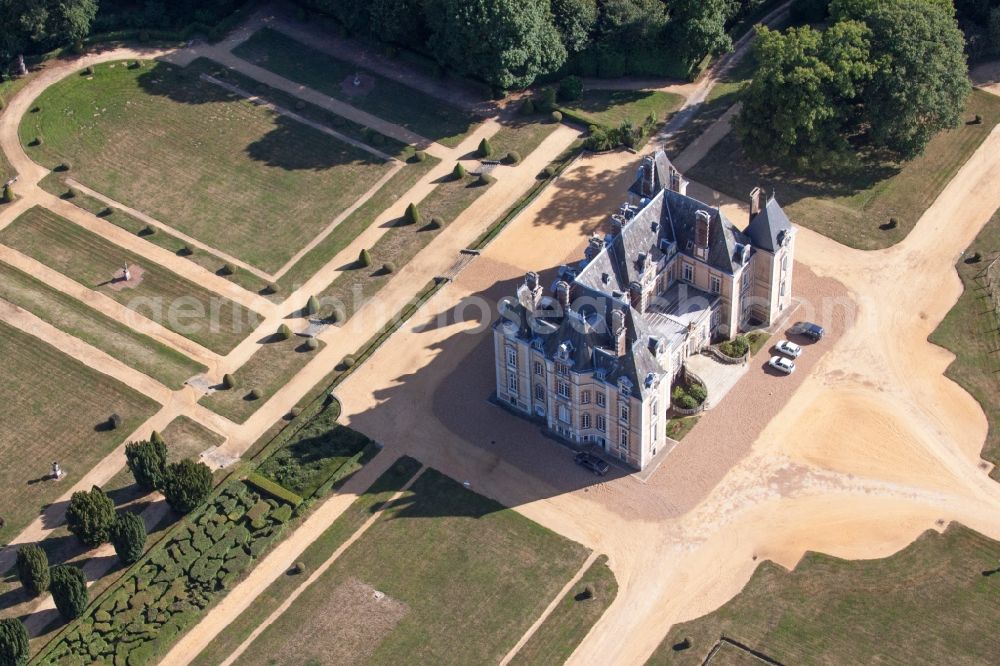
xmin=36 ymin=481 xmax=294 ymax=665
xmin=245 ymin=472 xmax=304 ymax=508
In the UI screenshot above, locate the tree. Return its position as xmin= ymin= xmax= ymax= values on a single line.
xmin=109 ymin=512 xmax=146 ymax=565
xmin=831 ymin=0 xmax=971 ymax=159
xmin=404 ymin=202 xmax=422 ymax=225
xmin=667 ymin=0 xmax=733 ymax=66
xmin=49 ymin=565 xmax=88 ymax=620
xmin=452 ymin=162 xmax=466 ymax=179
xmin=359 ymin=248 xmax=372 ymax=266
xmin=162 ymin=459 xmax=212 ymax=514
xmin=368 ymin=0 xmax=429 ymax=49
xmin=0 ymin=618 xmax=28 ymax=666
xmin=424 ymin=0 xmax=567 ymax=89
xmin=737 ymin=22 xmax=874 ymax=166
xmin=65 ymin=486 xmax=115 ymax=548
xmin=478 ymin=137 xmax=493 ymax=158
xmin=1 ymin=184 xmax=12 ymax=203
xmin=306 ymin=295 xmax=320 ymax=315
xmin=125 ymin=438 xmax=167 ymax=492
xmin=15 ymin=544 xmax=49 ymax=597
xmin=277 ymin=323 xmax=293 ymax=340
xmin=551 ymin=0 xmax=597 ymax=53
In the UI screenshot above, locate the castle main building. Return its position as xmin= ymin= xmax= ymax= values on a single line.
xmin=493 ymin=151 xmax=795 ymax=470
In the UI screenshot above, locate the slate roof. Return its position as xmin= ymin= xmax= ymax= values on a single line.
xmin=745 ymin=195 xmax=792 ymax=252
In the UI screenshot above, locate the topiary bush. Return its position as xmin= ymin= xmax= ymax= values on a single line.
xmin=452 ymin=162 xmax=466 ymax=179
xmin=138 ymin=225 xmax=155 ymax=236
xmin=404 ymin=202 xmax=421 ymax=226
xmin=177 ymin=245 xmax=194 ymax=257
xmin=125 ymin=438 xmax=168 ymax=492
xmin=541 ymin=165 xmax=557 ymax=178
xmin=263 ymin=283 xmax=279 ymax=295
xmin=82 ymin=66 xmax=94 ymax=76
xmin=248 ymin=388 xmax=263 ymax=400
xmin=49 ymin=565 xmax=88 ymax=620
xmin=0 ymin=618 xmax=29 ymax=666
xmin=505 ymin=150 xmax=521 ymax=165
xmin=305 ymin=295 xmax=320 ymax=316
xmin=383 ymin=261 xmax=396 ymax=274
xmin=1 ymin=184 xmax=13 ymax=204
xmin=98 ymin=206 xmax=113 ymax=217
xmin=56 ymin=162 xmax=71 ymax=172
xmin=109 ymin=512 xmax=146 ymax=565
xmin=162 ymin=459 xmax=213 ymax=514
xmin=66 ymin=486 xmax=116 ymax=548
xmin=426 ymin=216 xmax=443 ymax=230
xmin=672 ymin=388 xmax=698 ymax=411
xmin=478 ymin=173 xmax=496 ymax=186
xmin=278 ymin=323 xmax=293 ymax=341
xmin=222 ymin=373 xmax=236 ymax=389
xmin=551 ymin=110 xmax=563 ymax=123
xmin=304 ymin=338 xmax=319 ymax=351
xmin=15 ymin=544 xmax=49 ymax=597
xmin=108 ymin=413 xmax=122 ymax=430
xmin=64 ymin=187 xmax=77 ymax=199
xmin=31 ymin=136 xmax=42 ymax=146
xmin=218 ymin=263 xmax=234 ymax=276
xmin=478 ymin=137 xmax=492 ymax=158
xmin=341 ymin=355 xmax=356 ymax=368
xmin=359 ymin=248 xmax=372 ymax=267
xmin=558 ymin=75 xmax=583 ymax=101
xmin=411 ymin=150 xmax=427 ymax=163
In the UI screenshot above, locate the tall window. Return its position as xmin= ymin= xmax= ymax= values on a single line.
xmin=710 ymin=275 xmax=721 ymax=293
xmin=619 ymin=428 xmax=629 ymax=451
xmin=581 ymin=390 xmax=591 ymax=404
xmin=533 ymin=361 xmax=543 ymax=375
xmin=596 ymin=392 xmax=606 ymax=407
xmin=597 ymin=415 xmax=607 ymax=432
xmin=557 ymin=363 xmax=569 ymax=377
xmin=506 ymin=346 xmax=517 ymax=368
xmin=582 ymin=413 xmax=591 ymax=429
xmin=620 ymin=403 xmax=629 ymax=422
xmin=683 ymin=263 xmax=694 ymax=282
xmin=558 ymin=404 xmax=571 ymax=424
xmin=742 ymin=269 xmax=751 ymax=290
xmin=557 ymin=381 xmax=571 ymax=399
xmin=534 ymin=384 xmax=544 ymax=401
xmin=507 ymin=374 xmax=518 ymax=395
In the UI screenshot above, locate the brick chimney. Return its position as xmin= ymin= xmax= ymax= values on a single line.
xmin=695 ymin=210 xmax=711 ymax=250
xmin=749 ymin=187 xmax=763 ymax=221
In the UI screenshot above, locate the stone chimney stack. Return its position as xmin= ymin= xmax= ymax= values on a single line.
xmin=695 ymin=210 xmax=711 ymax=250
xmin=584 ymin=234 xmax=604 ymax=263
xmin=518 ymin=271 xmax=543 ymax=313
xmin=611 ymin=309 xmax=627 ymax=356
xmin=554 ymin=280 xmax=571 ymax=312
xmin=749 ymin=187 xmax=763 ymax=221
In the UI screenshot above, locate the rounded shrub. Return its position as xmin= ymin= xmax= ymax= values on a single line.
xmin=551 ymin=110 xmax=563 ymax=123
xmin=505 ymin=150 xmax=521 ymax=165
xmin=222 ymin=373 xmax=236 ymax=389
xmin=478 ymin=137 xmax=493 ymax=158
xmin=452 ymin=162 xmax=466 ymax=179
xmin=304 ymin=338 xmax=319 ymax=351
xmin=219 ymin=263 xmax=234 ymax=276
xmin=478 ymin=173 xmax=496 ymax=186
xmin=30 ymin=106 xmax=40 ymax=113
xmin=341 ymin=355 xmax=356 ymax=368
xmin=64 ymin=187 xmax=77 ymax=199
xmin=557 ymin=75 xmax=583 ymax=102
xmin=15 ymin=544 xmax=50 ymax=597
xmin=278 ymin=323 xmax=293 ymax=340
xmin=98 ymin=207 xmax=113 ymax=217
xmin=109 ymin=413 xmax=123 ymax=430
xmin=177 ymin=246 xmax=193 ymax=257
xmin=520 ymin=98 xmax=536 ymax=115
xmin=57 ymin=162 xmax=71 ymax=172
xmin=82 ymin=66 xmax=94 ymax=76
xmin=541 ymin=165 xmax=557 ymax=179
xmin=293 ymin=561 xmax=306 ymax=574
xmin=968 ymin=251 xmax=983 ymax=263
xmin=359 ymin=248 xmax=372 ymax=267
xmin=50 ymin=566 xmax=88 ymax=620
xmin=162 ymin=459 xmax=213 ymax=514
xmin=139 ymin=225 xmax=155 ymax=236
xmin=288 ymin=406 xmax=302 ymax=418
xmin=248 ymin=388 xmax=263 ymax=400
xmin=263 ymin=282 xmax=279 ymax=295
xmin=109 ymin=512 xmax=146 ymax=565
xmin=411 ymin=150 xmax=427 ymax=163
xmin=31 ymin=137 xmax=42 ymax=146
xmin=383 ymin=261 xmax=396 ymax=274
xmin=66 ymin=486 xmax=115 ymax=548
xmin=426 ymin=217 xmax=443 ymax=230
xmin=306 ymin=295 xmax=320 ymax=316
xmin=404 ymin=202 xmax=421 ymax=225
xmin=0 ymin=618 xmax=29 ymax=666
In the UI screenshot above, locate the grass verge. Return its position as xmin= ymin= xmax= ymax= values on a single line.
xmin=666 ymin=416 xmax=700 ymax=441
xmin=561 ymin=89 xmax=684 ymax=130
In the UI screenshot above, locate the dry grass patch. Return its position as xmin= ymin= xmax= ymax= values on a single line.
xmin=0 ymin=320 xmax=159 ymax=544
xmin=20 ymin=59 xmax=394 ymax=272
xmin=0 ymin=206 xmax=261 ymax=354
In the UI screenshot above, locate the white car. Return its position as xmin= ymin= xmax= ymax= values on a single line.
xmin=775 ymin=339 xmax=802 ymax=359
xmin=768 ymin=355 xmax=796 ymax=374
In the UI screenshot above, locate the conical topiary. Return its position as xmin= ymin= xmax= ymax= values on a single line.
xmin=278 ymin=323 xmax=293 ymax=340
xmin=359 ymin=248 xmax=372 ymax=267
xmin=452 ymin=163 xmax=466 ymax=179
xmin=222 ymin=373 xmax=236 ymax=389
xmin=404 ymin=202 xmax=421 ymax=226
xmin=306 ymin=295 xmax=320 ymax=316
xmin=478 ymin=137 xmax=492 ymax=158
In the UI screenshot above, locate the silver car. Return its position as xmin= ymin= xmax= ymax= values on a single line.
xmin=775 ymin=339 xmax=802 ymax=358
xmin=768 ymin=355 xmax=796 ymax=374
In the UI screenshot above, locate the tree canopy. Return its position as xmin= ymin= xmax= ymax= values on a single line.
xmin=738 ymin=0 xmax=969 ymax=165
xmin=0 ymin=618 xmax=28 ymax=666
xmin=0 ymin=0 xmax=97 ymax=62
xmin=125 ymin=436 xmax=168 ymax=492
xmin=49 ymin=565 xmax=88 ymax=620
xmin=65 ymin=486 xmax=116 ymax=548
xmin=162 ymin=459 xmax=213 ymax=514
xmin=15 ymin=544 xmax=49 ymax=597
xmin=109 ymin=512 xmax=146 ymax=564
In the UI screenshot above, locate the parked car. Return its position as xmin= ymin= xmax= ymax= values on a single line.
xmin=789 ymin=321 xmax=824 ymax=341
xmin=575 ymin=451 xmax=610 ymax=476
xmin=775 ymin=339 xmax=802 ymax=358
xmin=768 ymin=355 xmax=796 ymax=374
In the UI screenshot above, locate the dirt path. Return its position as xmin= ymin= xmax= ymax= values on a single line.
xmin=160 ymin=455 xmax=421 ymax=665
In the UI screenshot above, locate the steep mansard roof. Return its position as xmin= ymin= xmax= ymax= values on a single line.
xmin=745 ymin=195 xmax=793 ymax=252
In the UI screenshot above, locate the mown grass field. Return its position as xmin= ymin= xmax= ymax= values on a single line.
xmin=930 ymin=207 xmax=1000 ymax=479
xmin=511 ymin=555 xmax=617 ymax=665
xmin=648 ymin=524 xmax=1000 ymax=665
xmin=190 ymin=456 xmax=425 ymax=666
xmin=0 ymin=319 xmax=159 ymax=544
xmin=0 ymin=206 xmax=260 ymax=355
xmin=233 ymin=28 xmax=479 ymax=147
xmin=490 ymin=116 xmax=559 ymax=161
xmin=234 ymin=468 xmax=588 ymax=665
xmin=317 ymin=173 xmax=489 ymax=321
xmin=561 ymin=89 xmax=684 ymax=129
xmin=687 ymin=90 xmax=1000 ymax=249
xmin=199 ymin=333 xmax=323 ymax=423
xmin=19 ymin=59 xmax=394 ymax=273
xmin=0 ymin=260 xmax=205 ymax=388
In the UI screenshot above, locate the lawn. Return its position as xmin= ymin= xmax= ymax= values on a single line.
xmin=233 ymin=28 xmax=479 ymax=147
xmin=490 ymin=116 xmax=559 ymax=161
xmin=666 ymin=416 xmax=700 ymax=441
xmin=19 ymin=59 xmax=394 ymax=273
xmin=687 ymin=90 xmax=1000 ymax=249
xmin=234 ymin=468 xmax=589 ymax=665
xmin=929 ymin=207 xmax=1000 ymax=479
xmin=0 ymin=319 xmax=160 ymax=545
xmin=0 ymin=260 xmax=205 ymax=388
xmin=511 ymin=555 xmax=618 ymax=665
xmin=647 ymin=524 xmax=1000 ymax=665
xmin=190 ymin=456 xmax=424 ymax=666
xmin=199 ymin=333 xmax=324 ymax=423
xmin=316 ymin=173 xmax=489 ymax=322
xmin=561 ymin=89 xmax=684 ymax=129
xmin=0 ymin=206 xmax=261 ymax=355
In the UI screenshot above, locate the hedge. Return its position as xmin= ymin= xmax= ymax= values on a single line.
xmin=245 ymin=472 xmax=304 ymax=508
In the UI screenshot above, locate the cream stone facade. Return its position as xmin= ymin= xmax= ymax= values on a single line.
xmin=493 ymin=151 xmax=795 ymax=470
